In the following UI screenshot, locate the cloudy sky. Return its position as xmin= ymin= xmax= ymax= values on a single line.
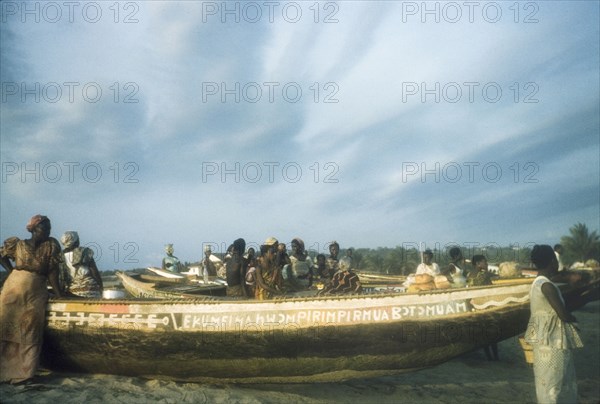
xmin=1 ymin=1 xmax=598 ymax=270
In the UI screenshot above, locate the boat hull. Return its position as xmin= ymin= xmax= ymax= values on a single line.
xmin=42 ymin=282 xmax=533 ymax=383
xmin=43 ymin=304 xmax=528 ymax=383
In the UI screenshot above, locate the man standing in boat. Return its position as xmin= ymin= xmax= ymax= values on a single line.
xmin=225 ymin=238 xmax=247 ymax=297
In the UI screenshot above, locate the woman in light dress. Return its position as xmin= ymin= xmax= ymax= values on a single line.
xmin=524 ymin=244 xmax=583 ymax=403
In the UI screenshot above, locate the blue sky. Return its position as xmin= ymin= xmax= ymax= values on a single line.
xmin=1 ymin=1 xmax=599 ymax=270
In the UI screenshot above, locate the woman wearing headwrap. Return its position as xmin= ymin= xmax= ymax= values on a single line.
xmin=0 ymin=215 xmax=64 ymax=384
xmin=60 ymin=231 xmax=103 ymax=298
xmin=161 ymin=244 xmax=183 ymax=273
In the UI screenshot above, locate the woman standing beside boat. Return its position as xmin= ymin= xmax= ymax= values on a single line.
xmin=524 ymin=244 xmax=583 ymax=403
xmin=0 ymin=215 xmax=64 ymax=384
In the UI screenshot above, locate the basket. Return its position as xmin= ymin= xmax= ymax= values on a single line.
xmin=518 ymin=335 xmax=534 ymax=364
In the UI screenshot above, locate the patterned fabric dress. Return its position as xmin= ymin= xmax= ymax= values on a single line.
xmin=1 ymin=237 xmax=62 ymax=383
xmin=524 ymin=276 xmax=583 ymax=403
xmin=319 ymin=270 xmax=362 ymax=295
xmin=255 ymin=258 xmax=283 ymax=300
xmin=63 ymin=247 xmax=102 ymax=298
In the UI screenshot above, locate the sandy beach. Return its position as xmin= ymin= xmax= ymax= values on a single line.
xmin=1 ymin=300 xmax=598 ymax=404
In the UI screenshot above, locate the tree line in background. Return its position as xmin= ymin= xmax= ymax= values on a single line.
xmin=347 ymin=222 xmax=599 ymax=275
xmin=102 ymin=222 xmax=599 ymax=275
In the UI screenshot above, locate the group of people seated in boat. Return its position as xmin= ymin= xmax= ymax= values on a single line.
xmin=161 ymin=237 xmax=362 ymax=299
xmin=404 ymin=247 xmax=494 ymax=292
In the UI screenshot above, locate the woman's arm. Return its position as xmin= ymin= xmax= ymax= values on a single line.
xmin=541 ymin=282 xmax=577 ymax=323
xmin=48 ymin=267 xmax=64 ymax=297
xmin=89 ymin=259 xmax=104 ymax=291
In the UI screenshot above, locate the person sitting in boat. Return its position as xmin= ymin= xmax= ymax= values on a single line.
xmin=162 ymin=243 xmax=183 ymax=273
xmin=404 ymin=249 xmax=446 ymax=290
xmin=226 ymin=238 xmax=248 ymax=297
xmin=345 ymin=247 xmax=354 ymax=266
xmin=416 ymin=249 xmax=441 ymax=276
xmin=468 ymin=254 xmax=494 ymax=287
xmin=326 ymin=241 xmax=340 ymax=275
xmin=245 ymin=247 xmax=258 ymax=268
xmin=254 ymin=237 xmax=284 ymax=300
xmin=277 ymin=242 xmax=292 ymax=272
xmin=318 ymin=257 xmax=362 ymax=295
xmin=60 ymin=231 xmax=104 ymax=298
xmin=445 ymin=246 xmax=467 ymax=288
xmin=200 ymin=245 xmax=225 ymax=278
xmin=285 ymin=238 xmax=314 ymax=291
xmin=314 ymin=253 xmax=331 ymax=280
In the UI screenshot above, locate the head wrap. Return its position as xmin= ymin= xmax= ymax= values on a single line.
xmin=264 ymin=237 xmax=278 ymax=246
xmin=61 ymin=231 xmax=80 ymax=249
xmin=233 ymin=238 xmax=246 ymax=255
xmin=26 ymin=214 xmax=49 ymax=232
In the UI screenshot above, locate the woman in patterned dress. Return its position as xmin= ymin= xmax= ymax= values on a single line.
xmin=0 ymin=215 xmax=64 ymax=384
xmin=318 ymin=257 xmax=362 ymax=295
xmin=254 ymin=237 xmax=284 ymax=300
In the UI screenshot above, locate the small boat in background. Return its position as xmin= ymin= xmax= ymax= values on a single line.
xmin=146 ymin=266 xmax=187 ymax=279
xmin=117 ymin=271 xmax=227 ymax=298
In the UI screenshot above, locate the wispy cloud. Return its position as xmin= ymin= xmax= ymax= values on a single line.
xmin=1 ymin=1 xmax=598 ymax=269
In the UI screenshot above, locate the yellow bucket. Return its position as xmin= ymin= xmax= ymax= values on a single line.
xmin=518 ymin=336 xmax=534 ymax=364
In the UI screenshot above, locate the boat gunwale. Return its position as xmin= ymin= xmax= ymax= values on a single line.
xmin=52 ymin=275 xmax=533 ymax=308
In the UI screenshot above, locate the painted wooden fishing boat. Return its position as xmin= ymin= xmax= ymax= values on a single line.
xmin=40 ymin=270 xmax=599 ymax=383
xmin=118 ymin=272 xmax=227 ymax=298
